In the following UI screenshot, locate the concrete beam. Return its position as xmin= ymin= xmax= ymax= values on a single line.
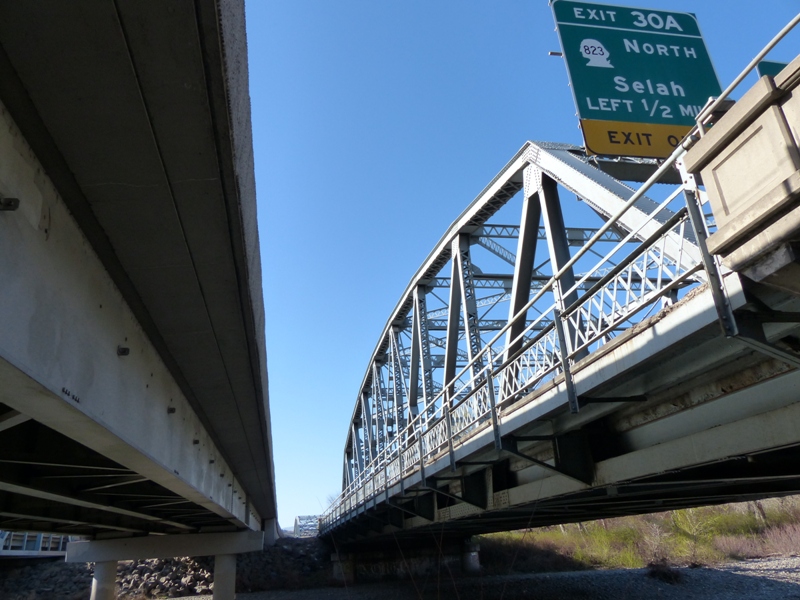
xmin=0 ymin=0 xmax=275 ymax=527
xmin=66 ymin=530 xmax=263 ymax=563
xmin=0 ymin=98 xmax=253 ymax=529
xmin=0 ymin=480 xmax=189 ymax=531
xmin=0 ymin=410 xmax=30 ymax=433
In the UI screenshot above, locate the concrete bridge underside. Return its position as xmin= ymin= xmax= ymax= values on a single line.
xmin=0 ymin=0 xmax=276 ymax=541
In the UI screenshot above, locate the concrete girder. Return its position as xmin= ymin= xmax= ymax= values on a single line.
xmin=66 ymin=530 xmax=264 ymax=563
xmin=0 ymin=100 xmax=253 ymax=531
xmin=0 ymin=0 xmax=276 ymax=532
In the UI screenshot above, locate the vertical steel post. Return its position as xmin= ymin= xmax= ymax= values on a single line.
xmin=351 ymin=424 xmax=365 ymax=476
xmin=553 ymin=308 xmax=580 ymax=413
xmin=454 ymin=234 xmax=484 ymax=379
xmin=390 ymin=330 xmax=408 ymax=431
xmin=445 ymin=397 xmax=456 ymax=472
xmin=678 ymin=158 xmax=738 ymax=338
xmin=540 ymin=175 xmax=581 ymax=312
xmin=413 ymin=286 xmax=436 ymax=423
xmin=444 ymin=242 xmax=463 ymax=396
xmin=360 ymin=392 xmax=376 ymax=461
xmin=485 ymin=361 xmax=501 ymax=450
xmin=505 ymin=165 xmax=542 ymax=360
xmin=540 ymin=173 xmax=584 ymax=412
xmin=372 ymin=364 xmax=387 ymax=452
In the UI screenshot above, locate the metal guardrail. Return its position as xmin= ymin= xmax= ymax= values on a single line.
xmin=321 ymin=13 xmax=800 ymax=535
xmin=0 ymin=531 xmax=71 ymax=556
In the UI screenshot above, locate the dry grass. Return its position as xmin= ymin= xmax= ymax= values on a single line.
xmin=765 ymin=522 xmax=800 ymax=555
xmin=478 ymin=496 xmax=800 ymax=575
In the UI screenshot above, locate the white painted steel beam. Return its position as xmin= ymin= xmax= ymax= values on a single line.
xmin=505 ymin=166 xmax=542 ymax=360
xmin=444 ymin=240 xmax=463 ymax=397
xmin=454 ymin=234 xmax=484 ymax=379
xmin=413 ymin=287 xmax=436 ymax=422
xmin=532 ymin=142 xmax=702 ymax=273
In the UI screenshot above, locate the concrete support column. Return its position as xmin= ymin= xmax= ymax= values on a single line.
xmin=331 ymin=552 xmax=355 ymax=584
xmin=213 ymin=553 xmax=236 ymax=600
xmin=462 ymin=539 xmax=480 ymax=574
xmin=90 ymin=560 xmax=117 ymax=600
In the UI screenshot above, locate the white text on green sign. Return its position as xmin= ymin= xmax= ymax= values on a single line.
xmin=553 ymin=0 xmax=721 ymax=127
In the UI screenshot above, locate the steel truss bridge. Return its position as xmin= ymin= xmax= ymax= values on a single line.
xmin=320 ymin=136 xmax=800 ymax=545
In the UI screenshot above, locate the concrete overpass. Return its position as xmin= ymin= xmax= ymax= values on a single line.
xmin=0 ymin=1 xmax=275 ymax=597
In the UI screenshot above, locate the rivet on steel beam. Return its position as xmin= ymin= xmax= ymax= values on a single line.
xmin=117 ymin=346 xmax=130 ymax=356
xmin=0 ymin=197 xmax=19 ymax=211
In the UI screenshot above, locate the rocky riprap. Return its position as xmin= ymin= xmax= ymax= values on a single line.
xmin=0 ymin=559 xmax=93 ymax=600
xmin=116 ymin=556 xmax=215 ymax=598
xmin=0 ymin=537 xmax=331 ymax=599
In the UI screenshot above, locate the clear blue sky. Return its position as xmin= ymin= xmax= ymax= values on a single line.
xmin=244 ymin=0 xmax=800 ymax=528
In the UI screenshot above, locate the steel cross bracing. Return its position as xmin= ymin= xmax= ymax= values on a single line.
xmin=336 ymin=140 xmax=706 ymax=499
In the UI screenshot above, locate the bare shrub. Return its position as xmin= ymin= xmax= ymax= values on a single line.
xmin=640 ymin=520 xmax=671 ymax=563
xmin=764 ymin=523 xmax=800 ymax=555
xmin=646 ymin=560 xmax=683 ymax=584
xmin=713 ymin=535 xmax=764 ymax=559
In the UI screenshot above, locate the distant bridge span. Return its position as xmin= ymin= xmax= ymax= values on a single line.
xmin=321 ymin=114 xmax=800 ymax=546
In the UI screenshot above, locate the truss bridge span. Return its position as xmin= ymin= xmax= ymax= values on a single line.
xmin=320 ymin=133 xmax=800 ymax=548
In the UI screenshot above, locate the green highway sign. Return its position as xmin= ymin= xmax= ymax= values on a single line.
xmin=552 ymin=0 xmax=722 ymax=157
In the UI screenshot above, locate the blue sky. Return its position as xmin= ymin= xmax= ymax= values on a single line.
xmin=244 ymin=0 xmax=800 ymax=528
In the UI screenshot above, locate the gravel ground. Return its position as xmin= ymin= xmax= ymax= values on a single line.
xmin=179 ymin=556 xmax=800 ymax=600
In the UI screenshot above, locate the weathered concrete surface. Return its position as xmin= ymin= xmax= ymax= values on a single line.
xmin=0 ymin=0 xmax=276 ymax=536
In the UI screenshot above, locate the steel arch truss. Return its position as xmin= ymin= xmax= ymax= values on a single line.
xmin=337 ymin=141 xmax=704 ymax=510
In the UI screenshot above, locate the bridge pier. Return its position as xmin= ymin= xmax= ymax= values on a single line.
xmin=331 ymin=536 xmax=480 ymax=584
xmin=461 ymin=538 xmax=480 ymax=574
xmin=213 ymin=554 xmax=237 ymax=600
xmin=90 ymin=561 xmax=117 ymax=600
xmin=67 ymin=531 xmax=264 ymax=600
xmin=331 ymin=552 xmax=356 ymax=585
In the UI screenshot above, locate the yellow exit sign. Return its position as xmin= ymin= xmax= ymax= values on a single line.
xmin=580 ymin=119 xmax=692 ymax=157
